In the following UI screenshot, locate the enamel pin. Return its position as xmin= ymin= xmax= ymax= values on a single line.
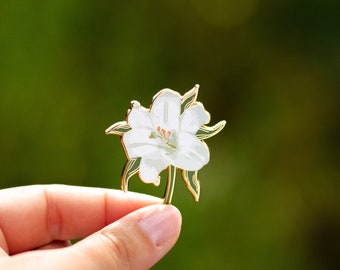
xmin=105 ymin=84 xmax=225 ymax=204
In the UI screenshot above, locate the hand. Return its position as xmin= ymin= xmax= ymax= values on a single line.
xmin=0 ymin=185 xmax=182 ymax=269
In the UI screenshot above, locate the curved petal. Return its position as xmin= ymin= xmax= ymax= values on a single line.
xmin=139 ymin=153 xmax=169 ymax=185
xmin=150 ymin=89 xmax=181 ymax=132
xmin=122 ymin=128 xmax=160 ymax=158
xmin=127 ymin=107 xmax=152 ymax=129
xmin=169 ymin=132 xmax=210 ymax=171
xmin=180 ymin=102 xmax=211 ymax=134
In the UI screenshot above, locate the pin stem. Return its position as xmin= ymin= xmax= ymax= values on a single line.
xmin=163 ymin=165 xmax=176 ymax=204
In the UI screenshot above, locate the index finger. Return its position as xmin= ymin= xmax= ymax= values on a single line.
xmin=0 ymin=184 xmax=161 ymax=255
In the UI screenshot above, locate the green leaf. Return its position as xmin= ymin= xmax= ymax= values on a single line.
xmin=182 ymin=170 xmax=200 ymax=202
xmin=196 ymin=120 xmax=226 ymax=140
xmin=105 ymin=121 xmax=131 ymax=136
xmin=181 ymin=84 xmax=199 ymax=113
xmin=121 ymin=157 xmax=141 ymax=191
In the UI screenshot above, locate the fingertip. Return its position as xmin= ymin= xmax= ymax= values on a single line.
xmin=138 ymin=204 xmax=182 ymax=247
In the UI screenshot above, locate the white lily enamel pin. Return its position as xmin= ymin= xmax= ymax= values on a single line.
xmin=105 ymin=84 xmax=225 ymax=204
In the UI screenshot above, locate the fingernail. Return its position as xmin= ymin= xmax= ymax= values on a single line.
xmin=138 ymin=205 xmax=182 ymax=247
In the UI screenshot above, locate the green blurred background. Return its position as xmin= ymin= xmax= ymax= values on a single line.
xmin=0 ymin=0 xmax=339 ymax=269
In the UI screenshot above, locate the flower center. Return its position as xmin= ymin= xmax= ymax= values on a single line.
xmin=150 ymin=126 xmax=177 ymax=150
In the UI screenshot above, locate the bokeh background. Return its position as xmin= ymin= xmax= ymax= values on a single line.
xmin=0 ymin=1 xmax=339 ymax=269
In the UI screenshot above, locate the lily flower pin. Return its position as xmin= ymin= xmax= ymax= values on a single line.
xmin=105 ymin=84 xmax=225 ymax=204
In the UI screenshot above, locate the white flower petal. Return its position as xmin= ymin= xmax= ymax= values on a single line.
xmin=127 ymin=107 xmax=152 ymax=129
xmin=122 ymin=128 xmax=160 ymax=158
xmin=180 ymin=102 xmax=211 ymax=134
xmin=139 ymin=154 xmax=169 ymax=185
xmin=170 ymin=132 xmax=210 ymax=171
xmin=151 ymin=90 xmax=181 ymax=132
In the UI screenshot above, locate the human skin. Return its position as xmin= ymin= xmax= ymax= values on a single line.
xmin=0 ymin=185 xmax=182 ymax=269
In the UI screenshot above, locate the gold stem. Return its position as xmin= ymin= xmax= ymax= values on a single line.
xmin=163 ymin=165 xmax=176 ymax=204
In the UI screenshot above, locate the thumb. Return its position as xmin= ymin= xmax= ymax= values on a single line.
xmin=69 ymin=204 xmax=182 ymax=269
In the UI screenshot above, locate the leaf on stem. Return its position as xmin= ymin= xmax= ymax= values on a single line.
xmin=182 ymin=170 xmax=200 ymax=202
xmin=121 ymin=157 xmax=141 ymax=191
xmin=196 ymin=120 xmax=226 ymax=140
xmin=105 ymin=121 xmax=131 ymax=136
xmin=181 ymin=84 xmax=199 ymax=113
